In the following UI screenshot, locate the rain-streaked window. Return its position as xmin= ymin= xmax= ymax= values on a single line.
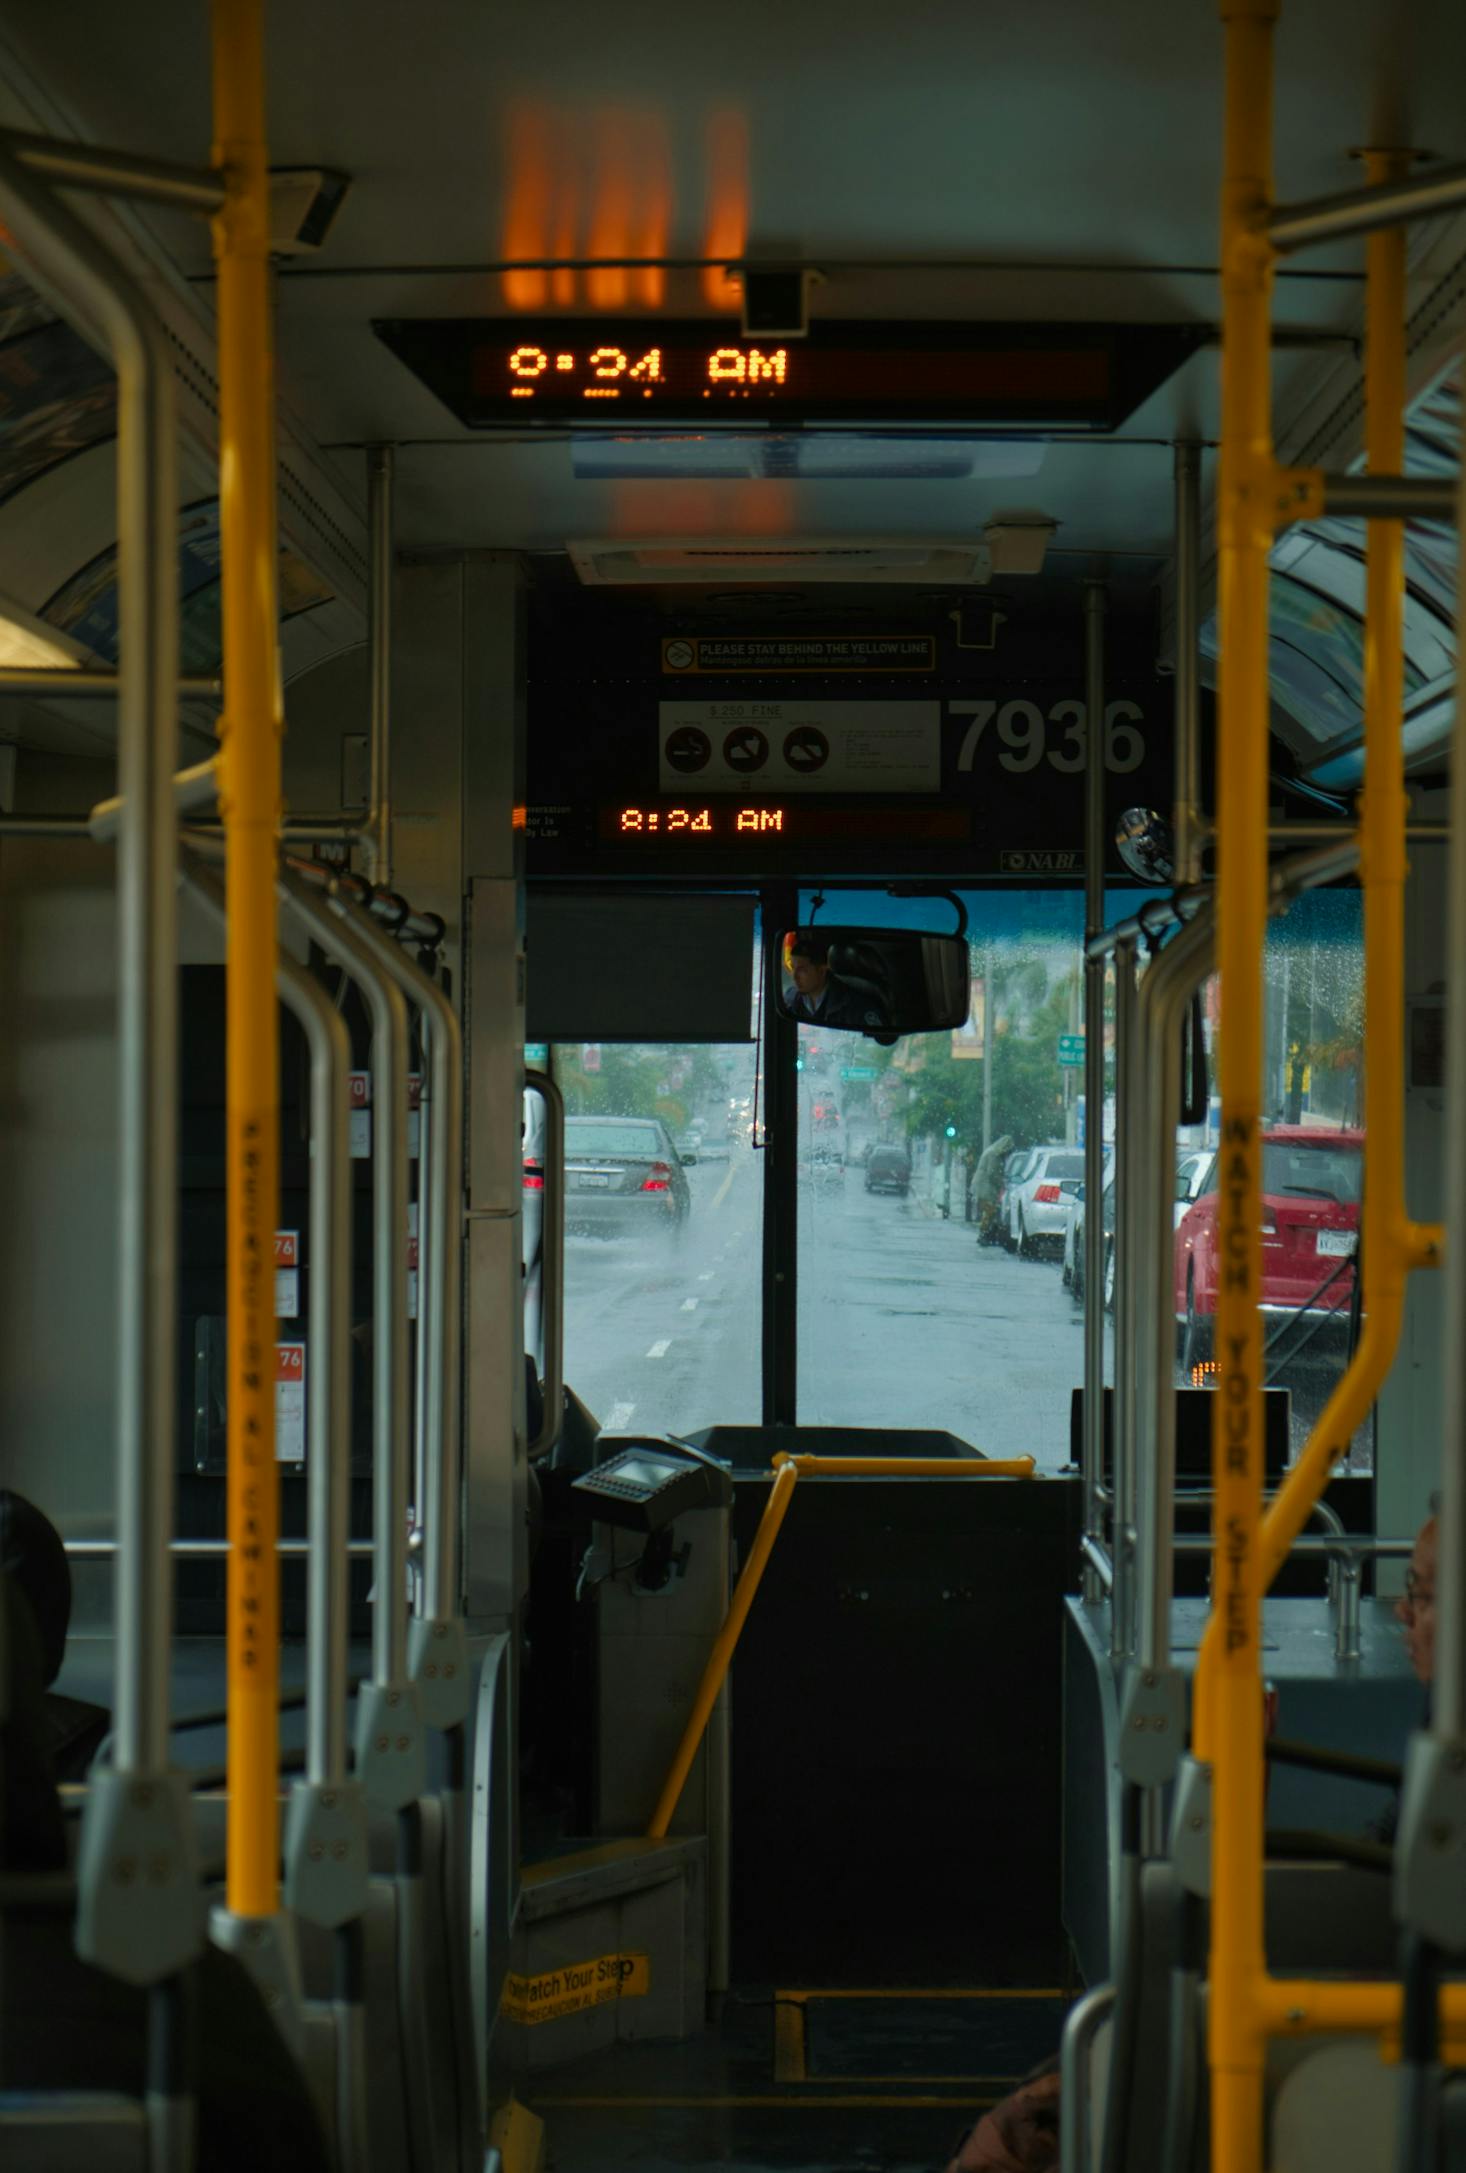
xmin=795 ymin=890 xmax=1106 ymax=1466
xmin=534 ymin=1041 xmax=763 ymax=1435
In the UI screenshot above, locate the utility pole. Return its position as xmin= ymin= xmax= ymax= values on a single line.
xmin=982 ymin=968 xmax=995 ymax=1153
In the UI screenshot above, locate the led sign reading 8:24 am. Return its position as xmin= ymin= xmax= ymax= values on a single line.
xmin=506 ymin=343 xmax=789 ymax=403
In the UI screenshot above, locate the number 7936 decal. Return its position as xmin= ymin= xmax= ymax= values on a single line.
xmin=950 ymin=697 xmax=1145 ymax=775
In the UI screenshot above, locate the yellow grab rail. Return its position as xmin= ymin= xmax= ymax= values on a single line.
xmin=773 ymin=1454 xmax=1036 ymax=1479
xmin=646 ymin=1458 xmax=799 ymax=1839
xmin=1209 ymin=9 xmax=1279 ymax=2163
xmin=1204 ymin=12 xmax=1447 ymax=2161
xmin=212 ymin=0 xmax=285 ymax=1919
xmin=645 ymin=1452 xmax=1034 ymax=1837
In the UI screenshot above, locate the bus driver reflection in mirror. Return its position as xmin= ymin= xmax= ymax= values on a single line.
xmin=784 ymin=930 xmax=891 ymax=1035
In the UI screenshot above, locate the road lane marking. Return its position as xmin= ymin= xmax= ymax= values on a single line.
xmin=646 ymin=1339 xmax=671 ymax=1358
xmin=712 ymin=1164 xmax=736 ymax=1211
xmin=698 ymin=1271 xmax=714 ymax=1282
xmin=605 ymin=1401 xmax=636 ymax=1429
xmin=681 ymin=1298 xmax=698 ymax=1312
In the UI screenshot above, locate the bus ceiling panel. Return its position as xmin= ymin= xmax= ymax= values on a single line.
xmin=5 ymin=0 xmax=1466 ymax=279
xmin=354 ymin=435 xmax=1193 ymax=564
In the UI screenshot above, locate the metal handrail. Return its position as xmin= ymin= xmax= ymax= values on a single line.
xmin=1135 ymin=911 xmax=1216 ymax=1672
xmin=278 ymin=868 xmax=412 ymax=1696
xmin=525 ymin=1070 xmax=566 ymax=1462
xmin=323 ymin=883 xmax=463 ymax=1636
xmin=0 ymin=137 xmax=180 ymax=1794
xmin=1061 ymin=1982 xmax=1117 ymax=2173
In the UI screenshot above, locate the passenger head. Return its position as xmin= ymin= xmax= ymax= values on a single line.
xmin=0 ymin=1490 xmax=70 ymax=1688
xmin=787 ymin=931 xmax=831 ymax=1000
xmin=1395 ymin=1514 xmax=1437 ymax=1686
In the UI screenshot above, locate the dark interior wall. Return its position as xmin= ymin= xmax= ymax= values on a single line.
xmin=0 ymin=750 xmax=119 ymax=1630
xmin=727 ymin=1472 xmax=1081 ymax=1987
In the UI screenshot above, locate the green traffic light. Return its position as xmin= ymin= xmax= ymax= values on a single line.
xmin=945 ymin=1122 xmax=957 ymax=1138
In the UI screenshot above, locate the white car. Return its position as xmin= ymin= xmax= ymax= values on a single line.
xmin=1174 ymin=1149 xmax=1212 ymax=1227
xmin=1009 ymin=1144 xmax=1091 ymax=1257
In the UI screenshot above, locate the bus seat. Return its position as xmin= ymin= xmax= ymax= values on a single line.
xmin=0 ymin=1876 xmax=337 ymax=2171
xmin=0 ymin=2093 xmax=145 ymax=2169
xmin=1 ymin=1564 xmax=334 ymax=2170
xmin=1267 ymin=2039 xmax=1394 ymax=2172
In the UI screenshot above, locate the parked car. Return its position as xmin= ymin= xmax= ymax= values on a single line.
xmin=864 ymin=1143 xmax=912 ymax=1196
xmin=562 ymin=1115 xmax=691 ymax=1236
xmin=1008 ymin=1144 xmax=1089 ymax=1257
xmin=995 ymin=1148 xmax=1038 ymax=1250
xmin=1173 ymin=1125 xmax=1363 ymax=1374
xmin=1174 ymin=1148 xmax=1211 ymax=1227
xmin=1062 ymin=1146 xmax=1204 ymax=1301
xmin=1064 ymin=1160 xmax=1117 ymax=1306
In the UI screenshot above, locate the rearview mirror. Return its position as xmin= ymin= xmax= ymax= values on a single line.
xmin=777 ymin=927 xmax=971 ymax=1043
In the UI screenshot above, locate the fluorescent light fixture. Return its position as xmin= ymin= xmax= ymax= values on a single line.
xmin=570 ymin=435 xmax=1047 ymax=484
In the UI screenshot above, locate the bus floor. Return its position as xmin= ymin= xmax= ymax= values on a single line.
xmin=524 ymin=1982 xmax=1069 ymax=2172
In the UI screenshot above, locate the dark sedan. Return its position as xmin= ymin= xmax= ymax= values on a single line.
xmin=563 ymin=1115 xmax=691 ymax=1236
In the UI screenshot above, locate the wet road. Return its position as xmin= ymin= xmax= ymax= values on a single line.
xmin=562 ymin=1146 xmax=765 ymax=1436
xmin=561 ymin=1140 xmax=1106 ymax=1469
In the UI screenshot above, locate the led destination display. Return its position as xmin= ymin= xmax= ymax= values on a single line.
xmin=374 ymin=319 xmax=1204 ymax=430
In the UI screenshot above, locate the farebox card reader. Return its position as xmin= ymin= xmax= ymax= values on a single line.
xmin=573 ymin=1437 xmax=733 ymax=1534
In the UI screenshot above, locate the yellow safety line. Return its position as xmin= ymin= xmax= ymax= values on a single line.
xmin=804 ymin=2074 xmax=1026 ymax=2087
xmin=711 ymin=1161 xmax=738 ymax=1212
xmin=776 ymin=1986 xmax=1067 ymax=2002
xmin=212 ymin=0 xmax=284 ymax=1920
xmin=772 ymin=1997 xmax=807 ymax=2082
xmin=532 ymin=2094 xmax=1002 ymax=2112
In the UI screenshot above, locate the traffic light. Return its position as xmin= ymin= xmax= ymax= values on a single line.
xmin=944 ymin=1122 xmax=958 ymax=1139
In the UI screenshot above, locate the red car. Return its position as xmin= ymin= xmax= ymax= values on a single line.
xmin=1174 ymin=1126 xmax=1363 ymax=1376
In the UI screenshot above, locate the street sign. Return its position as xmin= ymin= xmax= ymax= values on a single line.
xmin=841 ymin=1064 xmax=879 ymax=1081
xmin=1057 ymin=1033 xmax=1086 ymax=1067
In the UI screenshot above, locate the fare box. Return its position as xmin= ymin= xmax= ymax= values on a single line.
xmin=275 ymin=1342 xmax=306 ymax=1464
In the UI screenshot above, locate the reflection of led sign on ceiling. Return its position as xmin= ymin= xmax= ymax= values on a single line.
xmin=374 ymin=319 xmax=1207 ymax=431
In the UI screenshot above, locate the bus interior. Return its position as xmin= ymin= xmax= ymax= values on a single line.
xmin=0 ymin=2 xmax=1462 ymax=2169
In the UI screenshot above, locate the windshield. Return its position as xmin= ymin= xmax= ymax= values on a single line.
xmin=1038 ymin=1152 xmax=1086 ymax=1181
xmin=795 ymin=887 xmax=1141 ymax=1467
xmin=1262 ymin=1140 xmax=1362 ymax=1205
xmin=541 ymin=1041 xmax=763 ymax=1434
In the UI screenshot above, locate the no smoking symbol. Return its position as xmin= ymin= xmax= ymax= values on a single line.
xmin=665 ymin=725 xmax=711 ymax=773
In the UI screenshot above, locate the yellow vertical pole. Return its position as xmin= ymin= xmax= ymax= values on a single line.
xmin=1210 ymin=5 xmax=1278 ymax=2167
xmin=1192 ymin=148 xmax=1433 ymax=1741
xmin=211 ymin=0 xmax=284 ymax=1919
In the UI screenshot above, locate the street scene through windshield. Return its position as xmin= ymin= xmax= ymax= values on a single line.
xmin=531 ymin=887 xmax=1369 ymax=1471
